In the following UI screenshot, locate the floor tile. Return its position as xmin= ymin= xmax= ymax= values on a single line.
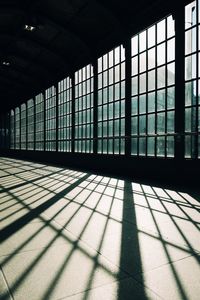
xmin=0 ymin=237 xmax=126 ymax=300
xmin=136 ymin=254 xmax=200 ymax=300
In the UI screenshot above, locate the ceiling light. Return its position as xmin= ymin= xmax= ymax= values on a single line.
xmin=24 ymin=24 xmax=36 ymax=32
xmin=2 ymin=61 xmax=10 ymax=66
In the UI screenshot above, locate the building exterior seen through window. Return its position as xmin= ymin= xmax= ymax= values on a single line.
xmin=58 ymin=77 xmax=72 ymax=152
xmin=27 ymin=99 xmax=34 ymax=150
xmin=97 ymin=46 xmax=125 ymax=155
xmin=45 ymin=86 xmax=56 ymax=151
xmin=75 ymin=64 xmax=94 ymax=153
xmin=131 ymin=15 xmax=175 ymax=157
xmin=20 ymin=103 xmax=26 ymax=150
xmin=35 ymin=94 xmax=44 ymax=151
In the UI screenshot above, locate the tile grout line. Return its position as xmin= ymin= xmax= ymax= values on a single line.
xmin=0 ymin=265 xmax=14 ymax=300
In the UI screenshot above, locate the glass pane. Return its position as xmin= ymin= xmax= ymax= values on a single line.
xmin=132 ymin=117 xmax=138 ymax=134
xmin=167 ymin=136 xmax=174 ymax=157
xmin=131 ymin=36 xmax=138 ymax=56
xmin=109 ymin=69 xmax=113 ymax=84
xmin=139 ymin=31 xmax=146 ymax=52
xmin=139 ymin=94 xmax=146 ymax=114
xmin=185 ymin=108 xmax=192 ymax=132
xmin=167 ymin=38 xmax=175 ymax=62
xmin=157 ymin=66 xmax=165 ymax=88
xmin=148 ymin=25 xmax=156 ymax=48
xmin=167 ymin=87 xmax=175 ymax=109
xmin=132 ymin=56 xmax=138 ymax=76
xmin=157 ymin=19 xmax=166 ymax=43
xmin=157 ymin=89 xmax=165 ymax=111
xmin=131 ymin=138 xmax=138 ymax=155
xmin=109 ymin=86 xmax=113 ymax=102
xmin=167 ymin=15 xmax=175 ymax=38
xmin=139 ymin=73 xmax=146 ymax=93
xmin=131 ymin=97 xmax=138 ymax=115
xmin=185 ymin=81 xmax=196 ymax=106
xmin=109 ymin=50 xmax=114 ymax=67
xmin=139 ymin=137 xmax=146 ymax=155
xmin=114 ymin=65 xmax=120 ymax=82
xmin=147 ymin=137 xmax=155 ymax=156
xmin=148 ymin=92 xmax=156 ymax=112
xmin=132 ymin=77 xmax=138 ymax=95
xmin=157 ymin=43 xmax=166 ymax=66
xmin=148 ymin=114 xmax=155 ymax=133
xmin=157 ymin=113 xmax=165 ymax=133
xmin=115 ymin=47 xmax=120 ymax=65
xmin=97 ymin=57 xmax=102 ymax=73
xmin=140 ymin=52 xmax=146 ymax=72
xmin=157 ymin=137 xmax=165 ymax=157
xmin=167 ymin=63 xmax=175 ymax=86
xmin=185 ymin=135 xmax=195 ymax=158
xmin=167 ymin=111 xmax=175 ymax=133
xmin=185 ymin=1 xmax=196 ymax=29
xmin=108 ymin=139 xmax=113 ymax=154
xmin=148 ymin=48 xmax=156 ymax=69
xmin=185 ymin=28 xmax=196 ymax=55
xmin=139 ymin=115 xmax=146 ymax=134
xmin=185 ymin=54 xmax=196 ymax=80
xmin=148 ymin=70 xmax=155 ymax=91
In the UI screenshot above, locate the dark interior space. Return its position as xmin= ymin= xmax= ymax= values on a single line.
xmin=0 ymin=1 xmax=200 ymax=300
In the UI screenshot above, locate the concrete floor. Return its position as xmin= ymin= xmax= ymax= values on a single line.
xmin=0 ymin=157 xmax=200 ymax=300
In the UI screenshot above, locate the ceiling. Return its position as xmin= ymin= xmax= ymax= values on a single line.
xmin=0 ymin=0 xmax=191 ymax=112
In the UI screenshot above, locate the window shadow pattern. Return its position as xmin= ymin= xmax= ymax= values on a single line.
xmin=0 ymin=157 xmax=200 ymax=300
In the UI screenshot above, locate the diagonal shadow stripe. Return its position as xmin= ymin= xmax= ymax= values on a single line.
xmin=0 ymin=173 xmax=90 ymax=243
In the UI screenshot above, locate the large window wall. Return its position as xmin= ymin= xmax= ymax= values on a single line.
xmin=97 ymin=46 xmax=125 ymax=154
xmin=58 ymin=77 xmax=72 ymax=152
xmin=2 ymin=3 xmax=200 ymax=161
xmin=75 ymin=64 xmax=94 ymax=153
xmin=35 ymin=93 xmax=44 ymax=151
xmin=20 ymin=103 xmax=26 ymax=150
xmin=131 ymin=16 xmax=175 ymax=157
xmin=185 ymin=0 xmax=200 ymax=158
xmin=45 ymin=86 xmax=56 ymax=151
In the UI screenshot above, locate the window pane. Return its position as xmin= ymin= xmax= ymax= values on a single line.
xmin=147 ymin=137 xmax=155 ymax=156
xmin=157 ymin=137 xmax=165 ymax=156
xmin=148 ymin=25 xmax=156 ymax=48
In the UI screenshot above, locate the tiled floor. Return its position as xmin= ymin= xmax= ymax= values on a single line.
xmin=0 ymin=157 xmax=200 ymax=300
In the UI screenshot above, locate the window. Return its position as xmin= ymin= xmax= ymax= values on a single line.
xmin=10 ymin=110 xmax=15 ymax=149
xmin=185 ymin=0 xmax=200 ymax=158
xmin=15 ymin=107 xmax=20 ymax=149
xmin=97 ymin=45 xmax=125 ymax=154
xmin=20 ymin=103 xmax=26 ymax=150
xmin=58 ymin=77 xmax=72 ymax=152
xmin=45 ymin=86 xmax=56 ymax=151
xmin=35 ymin=94 xmax=44 ymax=151
xmin=75 ymin=64 xmax=94 ymax=153
xmin=131 ymin=16 xmax=175 ymax=157
xmin=27 ymin=99 xmax=34 ymax=150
